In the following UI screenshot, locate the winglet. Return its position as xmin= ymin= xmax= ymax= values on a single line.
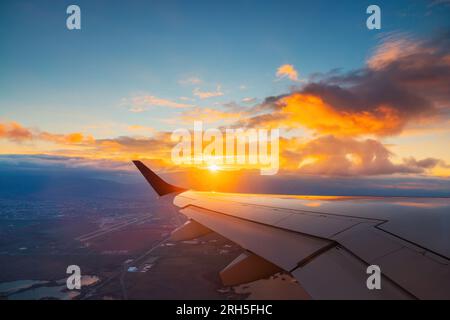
xmin=132 ymin=160 xmax=186 ymax=196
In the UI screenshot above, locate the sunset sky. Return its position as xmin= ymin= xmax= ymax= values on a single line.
xmin=1 ymin=0 xmax=450 ymax=185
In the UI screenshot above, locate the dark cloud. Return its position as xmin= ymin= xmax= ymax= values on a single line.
xmin=241 ymin=31 xmax=450 ymax=136
xmin=403 ymin=157 xmax=450 ymax=169
xmin=281 ymin=135 xmax=449 ymax=176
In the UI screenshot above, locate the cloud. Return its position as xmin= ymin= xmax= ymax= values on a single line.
xmin=244 ymin=32 xmax=450 ymax=137
xmin=178 ymin=77 xmax=202 ymax=85
xmin=0 ymin=121 xmax=173 ymax=163
xmin=178 ymin=107 xmax=244 ymax=124
xmin=2 ymin=120 xmax=449 ymax=177
xmin=193 ymin=86 xmax=224 ymax=99
xmin=0 ymin=121 xmax=94 ymax=145
xmin=38 ymin=132 xmax=95 ymax=144
xmin=0 ymin=122 xmax=33 ymax=142
xmin=243 ymin=93 xmax=404 ymax=136
xmin=282 ymin=135 xmax=449 ymax=176
xmin=127 ymin=125 xmax=155 ymax=134
xmin=125 ymin=95 xmax=194 ymax=112
xmin=276 ymin=64 xmax=299 ymax=81
xmin=95 ymin=132 xmax=173 ymax=156
xmin=129 ymin=106 xmax=147 ymax=113
xmin=179 ymin=96 xmax=195 ymax=102
xmin=4 ymin=126 xmax=175 ymax=168
xmin=241 ymin=97 xmax=257 ymax=104
xmin=403 ymin=157 xmax=450 ymax=169
xmin=367 ymin=34 xmax=430 ymax=70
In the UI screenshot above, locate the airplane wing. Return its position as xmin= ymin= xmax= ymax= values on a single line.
xmin=133 ymin=161 xmax=450 ymax=300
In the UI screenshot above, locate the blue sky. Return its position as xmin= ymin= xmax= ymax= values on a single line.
xmin=1 ymin=0 xmax=449 ymax=137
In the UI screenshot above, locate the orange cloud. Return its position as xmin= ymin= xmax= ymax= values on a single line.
xmin=38 ymin=132 xmax=95 ymax=145
xmin=0 ymin=121 xmax=95 ymax=146
xmin=278 ymin=93 xmax=403 ymax=136
xmin=127 ymin=125 xmax=155 ymax=135
xmin=0 ymin=122 xmax=33 ymax=142
xmin=276 ymin=64 xmax=299 ymax=81
xmin=240 ymin=93 xmax=404 ymax=136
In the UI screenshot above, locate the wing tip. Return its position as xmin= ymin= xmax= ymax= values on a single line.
xmin=132 ymin=160 xmax=186 ymax=196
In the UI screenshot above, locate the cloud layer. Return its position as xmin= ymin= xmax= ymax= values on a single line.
xmin=1 ymin=32 xmax=449 ymax=178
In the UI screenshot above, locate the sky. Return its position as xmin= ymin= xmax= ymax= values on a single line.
xmin=1 ymin=0 xmax=450 ymax=189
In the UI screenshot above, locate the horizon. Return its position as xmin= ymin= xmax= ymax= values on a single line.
xmin=1 ymin=0 xmax=450 ymax=192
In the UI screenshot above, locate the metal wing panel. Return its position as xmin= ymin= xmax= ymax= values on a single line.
xmin=331 ymin=222 xmax=450 ymax=299
xmin=183 ymin=196 xmax=292 ymax=225
xmin=176 ymin=192 xmax=374 ymax=239
xmin=372 ymin=247 xmax=450 ymax=299
xmin=291 ymin=246 xmax=413 ymax=300
xmin=177 ymin=191 xmax=450 ymax=259
xmin=274 ymin=212 xmax=368 ymax=239
xmin=332 ymin=223 xmax=405 ymax=262
xmin=179 ymin=206 xmax=332 ymax=271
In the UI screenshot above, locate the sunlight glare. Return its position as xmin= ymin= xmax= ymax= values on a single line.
xmin=208 ymin=164 xmax=220 ymax=172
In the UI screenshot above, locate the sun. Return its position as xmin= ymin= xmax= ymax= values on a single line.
xmin=208 ymin=164 xmax=221 ymax=172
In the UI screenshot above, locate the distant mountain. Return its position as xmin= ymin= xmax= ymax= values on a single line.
xmin=0 ymin=170 xmax=155 ymax=201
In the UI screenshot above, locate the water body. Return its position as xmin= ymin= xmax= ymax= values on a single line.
xmin=1 ymin=275 xmax=100 ymax=300
xmin=8 ymin=285 xmax=80 ymax=300
xmin=0 ymin=280 xmax=49 ymax=295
